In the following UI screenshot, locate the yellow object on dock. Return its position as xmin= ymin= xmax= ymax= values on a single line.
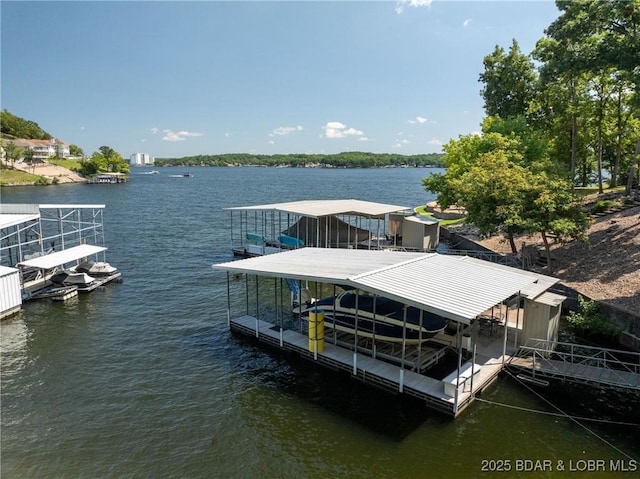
xmin=308 ymin=310 xmax=325 ymax=353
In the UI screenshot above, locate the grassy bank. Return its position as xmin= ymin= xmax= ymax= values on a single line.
xmin=414 ymin=205 xmax=466 ymax=227
xmin=0 ymin=168 xmax=50 ymax=186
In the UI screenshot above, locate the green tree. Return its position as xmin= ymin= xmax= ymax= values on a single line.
xmin=479 ymin=39 xmax=537 ymax=120
xmin=79 ymin=146 xmax=129 ymax=176
xmin=522 ymin=174 xmax=590 ymax=271
xmin=69 ymin=144 xmax=84 ymax=157
xmin=22 ymin=147 xmax=35 ymax=173
xmin=534 ymin=0 xmax=640 ymax=187
xmin=2 ymin=140 xmax=22 ymax=167
xmin=423 ymin=118 xmax=589 ymax=263
xmin=455 ymin=151 xmax=531 ymax=252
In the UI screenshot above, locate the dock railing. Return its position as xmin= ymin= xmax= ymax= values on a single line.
xmin=440 ymin=248 xmax=527 ymax=269
xmin=513 ymin=339 xmax=640 ymax=388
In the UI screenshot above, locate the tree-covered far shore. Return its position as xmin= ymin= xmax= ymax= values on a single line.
xmin=154 ymin=151 xmax=444 ymax=168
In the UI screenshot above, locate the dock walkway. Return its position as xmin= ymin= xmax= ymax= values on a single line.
xmin=230 ymin=315 xmax=504 ymax=416
xmin=508 ymin=340 xmax=640 ymax=390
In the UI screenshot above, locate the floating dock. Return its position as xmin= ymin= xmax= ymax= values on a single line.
xmin=230 ymin=315 xmax=508 ymax=416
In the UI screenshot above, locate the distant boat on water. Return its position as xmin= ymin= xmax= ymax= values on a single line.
xmin=168 ymin=173 xmax=193 ymax=178
xmin=141 ymin=170 xmax=159 ymax=175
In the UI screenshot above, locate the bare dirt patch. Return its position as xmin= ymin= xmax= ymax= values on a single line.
xmin=8 ymin=161 xmax=86 ymax=184
xmin=474 ymin=205 xmax=640 ymax=313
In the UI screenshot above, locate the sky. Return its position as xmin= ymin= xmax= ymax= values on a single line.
xmin=1 ymin=1 xmax=561 ymax=159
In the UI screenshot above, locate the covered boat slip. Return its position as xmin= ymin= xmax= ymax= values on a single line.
xmin=1 ymin=203 xmax=107 ymax=269
xmin=225 ymin=199 xmax=440 ymax=256
xmin=17 ymin=244 xmax=119 ymax=296
xmin=213 ymin=248 xmax=563 ymax=416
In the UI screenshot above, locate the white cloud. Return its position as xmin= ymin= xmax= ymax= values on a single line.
xmin=393 ymin=138 xmax=411 ymax=149
xmin=270 ymin=125 xmax=303 ymax=136
xmin=150 ymin=127 xmax=159 ymax=135
xmin=162 ymin=129 xmax=203 ymax=142
xmin=177 ymin=130 xmax=202 ymax=137
xmin=408 ymin=116 xmax=428 ymax=124
xmin=463 ymin=19 xmax=471 ymax=28
xmin=395 ymin=0 xmax=432 ymax=15
xmin=323 ymin=121 xmax=364 ymax=139
xmin=358 ymin=137 xmax=370 ymax=142
xmin=428 ymin=138 xmax=442 ymax=146
xmin=225 ymin=132 xmax=232 ymax=137
xmin=80 ymin=126 xmax=85 ymax=131
xmin=269 ymin=140 xmax=275 ymax=145
xmin=162 ymin=131 xmax=184 ymax=142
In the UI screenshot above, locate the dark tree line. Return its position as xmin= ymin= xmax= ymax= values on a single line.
xmin=155 ymin=152 xmax=444 ymax=168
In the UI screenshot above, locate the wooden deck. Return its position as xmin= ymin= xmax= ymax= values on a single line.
xmin=230 ymin=315 xmax=506 ymax=416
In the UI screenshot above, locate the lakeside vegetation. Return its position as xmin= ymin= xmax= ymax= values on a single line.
xmin=423 ymin=0 xmax=640 ymax=272
xmin=155 ymin=152 xmax=444 ymax=169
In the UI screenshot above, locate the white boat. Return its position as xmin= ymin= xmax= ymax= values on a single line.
xmin=300 ymin=290 xmax=447 ymax=344
xmin=141 ymin=170 xmax=159 ymax=175
xmin=75 ymin=260 xmax=118 ymax=276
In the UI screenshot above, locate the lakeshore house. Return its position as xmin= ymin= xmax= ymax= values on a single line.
xmin=11 ymin=138 xmax=70 ymax=163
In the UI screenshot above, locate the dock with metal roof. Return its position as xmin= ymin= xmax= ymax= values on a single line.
xmin=1 ymin=203 xmax=119 ymax=310
xmin=213 ymin=247 xmax=565 ymax=416
xmin=225 ymin=199 xmax=440 ymax=256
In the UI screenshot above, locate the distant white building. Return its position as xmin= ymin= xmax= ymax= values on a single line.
xmin=129 ymin=152 xmax=155 ymax=166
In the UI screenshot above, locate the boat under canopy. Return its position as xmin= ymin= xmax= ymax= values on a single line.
xmin=301 ymin=290 xmax=448 ymax=343
xmin=280 ymin=215 xmax=372 ymax=248
xmin=225 ymin=199 xmax=425 ymax=256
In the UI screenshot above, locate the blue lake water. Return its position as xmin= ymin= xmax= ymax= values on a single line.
xmin=1 ymin=167 xmax=638 ymax=478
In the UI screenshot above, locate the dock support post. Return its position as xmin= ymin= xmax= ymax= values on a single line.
xmin=280 ymin=328 xmax=283 ymax=348
xmin=502 ymin=301 xmax=509 ymax=365
xmin=226 ymin=272 xmax=231 ymax=329
xmin=399 ymin=369 xmax=404 ymax=393
xmin=352 ymin=352 xmax=357 ymax=375
xmin=254 ymin=276 xmax=259 ymax=337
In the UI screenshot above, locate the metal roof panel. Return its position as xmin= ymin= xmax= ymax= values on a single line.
xmin=18 ymin=244 xmax=107 ymax=269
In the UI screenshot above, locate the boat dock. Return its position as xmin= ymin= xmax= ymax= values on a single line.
xmin=213 ymin=245 xmax=566 ymax=417
xmin=1 ymin=203 xmax=121 ymax=314
xmin=230 ymin=314 xmax=506 ymax=416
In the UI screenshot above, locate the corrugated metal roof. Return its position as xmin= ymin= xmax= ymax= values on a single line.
xmin=351 ymin=255 xmax=545 ymax=323
xmin=214 ymin=248 xmax=427 ymax=283
xmin=224 ymin=199 xmax=412 ymax=218
xmin=212 ymin=248 xmax=559 ymax=324
xmin=17 ymin=244 xmax=107 ymax=269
